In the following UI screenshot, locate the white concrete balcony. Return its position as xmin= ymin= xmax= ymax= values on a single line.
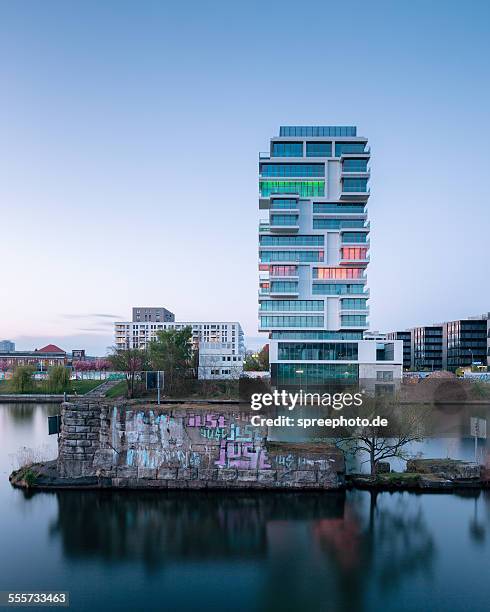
xmin=269 ymin=289 xmax=300 ymax=298
xmin=340 ymin=188 xmax=370 ymax=200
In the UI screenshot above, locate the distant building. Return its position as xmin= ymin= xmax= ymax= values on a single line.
xmin=442 ymin=317 xmax=488 ymax=371
xmin=0 ymin=344 xmax=67 ymax=370
xmin=411 ymin=325 xmax=443 ymax=371
xmin=363 ymin=331 xmax=387 ymax=341
xmin=132 ymin=307 xmax=175 ymax=323
xmin=386 ymin=331 xmax=412 ymax=370
xmin=0 ymin=340 xmax=15 ymax=352
xmin=114 ymin=316 xmax=245 ymax=380
xmin=71 ymin=349 xmax=86 ymax=361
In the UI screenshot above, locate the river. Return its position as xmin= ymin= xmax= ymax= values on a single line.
xmin=1 ymin=403 xmax=490 ymax=612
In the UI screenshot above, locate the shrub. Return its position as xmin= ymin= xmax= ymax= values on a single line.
xmin=10 ymin=366 xmax=36 ymax=393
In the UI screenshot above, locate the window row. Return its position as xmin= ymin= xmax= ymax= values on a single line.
xmin=342 ymin=232 xmax=368 ymax=243
xmin=341 ymin=299 xmax=368 ymax=310
xmin=260 ymin=235 xmax=324 ymax=246
xmin=341 ymin=247 xmax=369 ymax=260
xmin=269 ymin=265 xmax=298 ymax=276
xmin=278 ymin=342 xmax=358 ymax=361
xmin=341 ymin=315 xmax=368 ymax=326
xmin=260 ymin=250 xmax=324 ymax=262
xmin=270 ymin=281 xmax=298 ymax=292
xmin=259 ymin=300 xmax=324 ymax=312
xmin=279 ymin=126 xmax=357 ymax=137
xmin=335 ymin=143 xmax=368 ymax=156
xmin=260 ymin=163 xmax=324 ymax=177
xmin=271 ymin=198 xmax=299 ymax=209
xmin=271 ymin=143 xmax=303 ymax=157
xmin=313 ymin=218 xmax=365 ymax=229
xmin=271 ymin=331 xmax=363 ymax=340
xmin=259 ymin=181 xmax=325 ymax=197
xmin=342 ymin=159 xmax=368 ymax=172
xmin=260 ymin=316 xmax=324 ymax=328
xmin=306 ymin=143 xmax=332 ymax=157
xmin=313 ymin=203 xmax=365 ymax=214
xmin=312 ymin=283 xmax=366 ymax=295
xmin=313 ymin=267 xmax=365 ymax=279
xmin=272 ymin=363 xmax=359 ymax=384
xmin=270 ymin=214 xmax=299 ymax=226
xmin=342 ymin=178 xmax=368 ymax=192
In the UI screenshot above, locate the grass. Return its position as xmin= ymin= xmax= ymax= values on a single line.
xmin=105 ymin=380 xmax=127 ymax=398
xmin=0 ymin=379 xmax=103 ymax=395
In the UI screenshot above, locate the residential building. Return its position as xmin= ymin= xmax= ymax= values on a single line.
xmin=258 ymin=126 xmax=402 ymax=389
xmin=386 ymin=331 xmax=412 ymax=370
xmin=411 ymin=326 xmax=443 ymax=370
xmin=132 ymin=307 xmax=175 ymax=323
xmin=0 ymin=340 xmax=15 ymax=352
xmin=114 ymin=317 xmax=245 ymax=380
xmin=0 ymin=344 xmax=67 ymax=370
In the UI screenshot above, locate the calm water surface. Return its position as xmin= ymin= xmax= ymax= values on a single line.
xmin=1 ymin=403 xmax=490 ymax=612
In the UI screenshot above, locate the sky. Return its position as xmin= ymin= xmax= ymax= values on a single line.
xmin=1 ymin=0 xmax=489 ymax=354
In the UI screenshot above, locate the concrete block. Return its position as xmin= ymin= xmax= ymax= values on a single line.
xmin=217 ymin=468 xmax=237 ymax=481
xmin=157 ymin=468 xmax=178 ymax=480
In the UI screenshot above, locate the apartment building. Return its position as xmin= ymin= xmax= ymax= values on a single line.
xmin=386 ymin=330 xmax=412 ymax=370
xmin=258 ymin=126 xmax=402 ymax=389
xmin=132 ymin=307 xmax=175 ymax=323
xmin=114 ymin=316 xmax=245 ymax=380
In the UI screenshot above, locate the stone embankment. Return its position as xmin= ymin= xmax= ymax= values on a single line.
xmin=11 ymin=400 xmax=346 ymax=490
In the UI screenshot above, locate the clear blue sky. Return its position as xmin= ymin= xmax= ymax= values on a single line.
xmin=1 ymin=0 xmax=489 ymax=354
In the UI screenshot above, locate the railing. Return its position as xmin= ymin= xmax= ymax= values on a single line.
xmin=259 ymin=152 xmax=270 ymax=159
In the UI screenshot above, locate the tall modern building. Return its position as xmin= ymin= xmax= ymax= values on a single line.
xmin=0 ymin=340 xmax=15 ymax=352
xmin=258 ymin=126 xmax=402 ymax=388
xmin=386 ymin=330 xmax=412 ymax=370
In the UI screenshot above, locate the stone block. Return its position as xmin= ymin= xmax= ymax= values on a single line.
xmin=198 ymin=469 xmax=218 ymax=480
xmin=217 ymin=468 xmax=237 ymax=481
xmin=137 ymin=467 xmax=157 ymax=479
xmin=258 ymin=470 xmax=276 ymax=483
xmin=177 ymin=468 xmax=198 ymax=480
xmin=237 ymin=470 xmax=258 ymax=482
xmin=77 ymin=440 xmax=92 ymax=447
xmin=293 ymin=470 xmax=317 ymax=484
xmin=157 ymin=468 xmax=178 ymax=480
xmin=116 ymin=466 xmax=138 ymax=478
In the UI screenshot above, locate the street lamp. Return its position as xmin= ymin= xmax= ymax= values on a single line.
xmin=295 ymin=369 xmax=304 ymax=392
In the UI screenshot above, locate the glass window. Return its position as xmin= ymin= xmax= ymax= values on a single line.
xmin=271 ymin=199 xmax=298 ymax=209
xmin=312 ymin=283 xmax=366 ymax=295
xmin=270 ymin=281 xmax=298 ymax=293
xmin=270 ymin=214 xmax=298 ymax=226
xmin=313 ymin=218 xmax=365 ymax=229
xmin=342 ymin=159 xmax=368 ymax=172
xmin=260 ymin=316 xmax=324 ymax=328
xmin=273 ymin=362 xmax=359 ymax=385
xmin=271 ymin=331 xmax=363 ymax=340
xmin=341 ymin=298 xmax=368 ymax=310
xmin=259 ymin=300 xmax=324 ymax=312
xmin=278 ymin=342 xmax=358 ymax=361
xmin=260 ymin=250 xmax=323 ymax=262
xmin=313 ymin=203 xmax=365 ymax=214
xmin=260 ymin=164 xmax=324 ymax=177
xmin=280 ymin=127 xmax=356 ymax=137
xmin=341 ymin=247 xmax=368 ymax=260
xmin=271 ymin=142 xmax=303 ymax=157
xmin=341 ymin=315 xmax=368 ymax=327
xmin=269 ymin=265 xmax=298 ymax=276
xmin=260 ymin=235 xmax=324 ymax=246
xmin=313 ymin=268 xmax=364 ymax=279
xmin=306 ymin=142 xmax=332 ymax=157
xmin=259 ymin=181 xmax=325 ymax=198
xmin=335 ymin=142 xmax=367 ymax=156
xmin=342 ymin=232 xmax=368 ymax=243
xmin=342 ymin=178 xmax=368 ymax=193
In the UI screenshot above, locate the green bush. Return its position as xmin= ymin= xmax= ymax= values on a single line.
xmin=10 ymin=366 xmax=36 ymax=393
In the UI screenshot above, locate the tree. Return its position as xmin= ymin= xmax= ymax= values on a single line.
xmin=244 ymin=344 xmax=269 ymax=371
xmin=148 ymin=326 xmax=193 ymax=395
xmin=10 ymin=366 xmax=35 ymax=393
xmin=336 ymin=400 xmax=430 ymax=476
xmin=0 ymin=359 xmax=9 ymax=373
xmin=108 ymin=347 xmax=148 ymax=398
xmin=45 ymin=365 xmax=71 ymax=393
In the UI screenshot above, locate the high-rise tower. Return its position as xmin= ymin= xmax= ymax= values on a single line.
xmin=258 ymin=126 xmax=401 ymax=389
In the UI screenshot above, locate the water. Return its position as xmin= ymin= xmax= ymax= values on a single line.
xmin=1 ymin=403 xmax=490 ymax=612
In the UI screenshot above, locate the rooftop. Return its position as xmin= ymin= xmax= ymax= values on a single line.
xmin=279 ymin=126 xmax=357 ymax=137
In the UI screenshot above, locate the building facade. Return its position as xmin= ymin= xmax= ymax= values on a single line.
xmin=114 ymin=318 xmax=245 ymax=380
xmin=442 ymin=317 xmax=488 ymax=371
xmin=386 ymin=331 xmax=412 ymax=370
xmin=411 ymin=325 xmax=443 ymax=371
xmin=132 ymin=307 xmax=175 ymax=323
xmin=0 ymin=340 xmax=15 ymax=352
xmin=0 ymin=344 xmax=67 ymax=370
xmin=258 ymin=126 xmax=402 ymax=388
